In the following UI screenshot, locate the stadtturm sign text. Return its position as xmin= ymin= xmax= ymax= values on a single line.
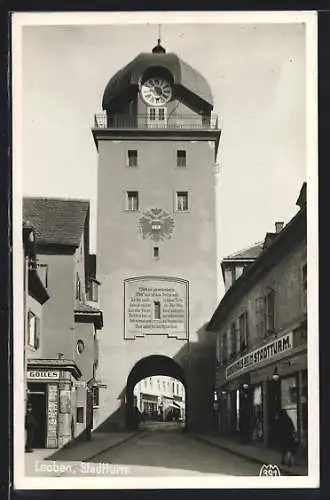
xmin=225 ymin=332 xmax=293 ymax=380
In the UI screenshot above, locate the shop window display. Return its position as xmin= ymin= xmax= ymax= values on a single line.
xmin=281 ymin=375 xmax=298 ymax=431
xmin=252 ymin=385 xmax=263 ymax=441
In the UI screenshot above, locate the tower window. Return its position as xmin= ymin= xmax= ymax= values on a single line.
xmin=128 ymin=150 xmax=138 ymax=167
xmin=147 ymin=107 xmax=167 ymax=128
xmin=177 ymin=150 xmax=186 ymax=167
xmin=126 ymin=191 xmax=139 ymax=211
xmin=176 ymin=192 xmax=189 ymax=211
xmin=153 ymin=247 xmax=159 ymax=258
xmin=154 ymin=301 xmax=161 ymax=320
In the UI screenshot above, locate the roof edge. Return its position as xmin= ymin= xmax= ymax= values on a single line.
xmin=207 ymin=206 xmax=306 ymax=332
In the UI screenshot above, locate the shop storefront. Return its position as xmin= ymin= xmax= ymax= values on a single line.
xmin=26 ymin=360 xmax=82 ymax=449
xmin=140 ymin=393 xmax=158 ymax=416
xmin=221 ymin=331 xmax=307 ymax=448
xmin=251 ymin=384 xmax=263 ymax=442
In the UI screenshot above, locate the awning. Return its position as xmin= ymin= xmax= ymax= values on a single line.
xmin=165 ymin=401 xmax=185 ymax=410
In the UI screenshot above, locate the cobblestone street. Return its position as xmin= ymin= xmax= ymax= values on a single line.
xmin=26 ymin=424 xmax=265 ymax=477
xmin=88 ymin=424 xmax=260 ymax=476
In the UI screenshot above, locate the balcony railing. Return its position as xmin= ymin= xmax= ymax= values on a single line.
xmin=93 ymin=113 xmax=219 ymax=130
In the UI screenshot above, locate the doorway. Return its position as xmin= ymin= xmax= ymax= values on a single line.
xmin=28 ymin=383 xmax=47 ymax=448
xmin=267 ymin=379 xmax=281 ymax=448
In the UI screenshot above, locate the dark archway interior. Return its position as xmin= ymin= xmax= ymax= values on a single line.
xmin=126 ymin=355 xmax=186 ymax=429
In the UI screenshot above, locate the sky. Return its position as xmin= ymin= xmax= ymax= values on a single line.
xmin=20 ymin=17 xmax=309 ymax=298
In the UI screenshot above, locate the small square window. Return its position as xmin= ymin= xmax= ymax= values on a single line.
xmin=28 ymin=311 xmax=40 ymax=349
xmin=153 ymin=247 xmax=159 ymax=258
xmin=126 ymin=191 xmax=139 ymax=211
xmin=128 ymin=150 xmax=138 ymax=167
xmin=176 ymin=192 xmax=189 ymax=211
xmin=149 ymin=108 xmax=156 ymax=121
xmin=158 ymin=108 xmax=165 ymax=121
xmin=177 ymin=150 xmax=186 ymax=167
xmin=76 ymin=407 xmax=84 ymax=424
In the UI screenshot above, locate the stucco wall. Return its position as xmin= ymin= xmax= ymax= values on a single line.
xmin=38 ymin=251 xmax=76 ymax=360
xmin=74 ymin=322 xmax=95 ymax=383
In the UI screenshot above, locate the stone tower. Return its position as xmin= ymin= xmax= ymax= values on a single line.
xmin=92 ymin=40 xmax=221 ymax=432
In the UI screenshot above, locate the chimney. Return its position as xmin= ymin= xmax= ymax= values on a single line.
xmin=275 ymin=221 xmax=284 ymax=233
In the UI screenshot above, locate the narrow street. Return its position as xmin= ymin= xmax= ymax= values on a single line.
xmin=85 ymin=423 xmax=260 ymax=476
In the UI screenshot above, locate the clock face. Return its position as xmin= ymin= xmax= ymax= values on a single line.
xmin=141 ymin=77 xmax=172 ymax=106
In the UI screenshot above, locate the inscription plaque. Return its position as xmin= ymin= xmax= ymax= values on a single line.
xmin=124 ymin=277 xmax=188 ymax=339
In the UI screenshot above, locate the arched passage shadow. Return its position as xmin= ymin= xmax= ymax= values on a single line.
xmin=125 ymin=355 xmax=186 ymax=429
xmin=95 ymin=322 xmax=216 ymax=433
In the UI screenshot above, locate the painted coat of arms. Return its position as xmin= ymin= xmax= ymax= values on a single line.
xmin=138 ymin=208 xmax=175 ymax=242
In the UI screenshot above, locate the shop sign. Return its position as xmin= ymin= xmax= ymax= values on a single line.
xmin=226 ymin=332 xmax=293 ymax=381
xmin=47 ymin=384 xmax=58 ymax=448
xmin=27 ymin=370 xmax=59 ymax=380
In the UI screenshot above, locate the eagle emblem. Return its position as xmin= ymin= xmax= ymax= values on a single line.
xmin=139 ymin=208 xmax=175 ymax=242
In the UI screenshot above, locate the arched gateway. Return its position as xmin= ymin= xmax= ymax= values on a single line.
xmin=92 ymin=40 xmax=221 ymax=434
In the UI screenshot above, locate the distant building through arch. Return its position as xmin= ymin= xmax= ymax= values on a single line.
xmin=126 ymin=355 xmax=186 ymax=428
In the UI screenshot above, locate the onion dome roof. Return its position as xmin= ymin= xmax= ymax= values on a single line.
xmin=102 ymin=42 xmax=213 ymax=111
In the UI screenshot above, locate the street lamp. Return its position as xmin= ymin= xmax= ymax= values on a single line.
xmin=272 ymin=366 xmax=279 ymax=381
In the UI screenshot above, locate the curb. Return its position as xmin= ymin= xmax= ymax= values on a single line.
xmin=191 ymin=435 xmax=307 ymax=477
xmin=47 ymin=429 xmax=144 ymax=463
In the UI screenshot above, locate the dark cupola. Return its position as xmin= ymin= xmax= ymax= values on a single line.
xmin=101 ymin=45 xmax=214 ymax=115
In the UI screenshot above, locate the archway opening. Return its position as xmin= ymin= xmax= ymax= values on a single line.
xmin=126 ymin=355 xmax=186 ymax=431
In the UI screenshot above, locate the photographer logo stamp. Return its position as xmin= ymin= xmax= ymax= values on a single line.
xmin=259 ymin=464 xmax=281 ymax=477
